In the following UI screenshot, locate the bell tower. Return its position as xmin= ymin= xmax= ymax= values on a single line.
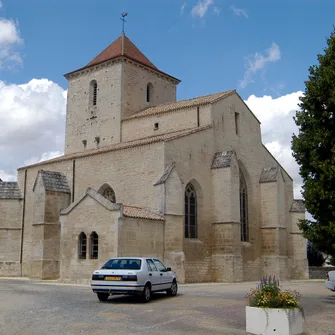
xmin=63 ymin=19 xmax=180 ymax=155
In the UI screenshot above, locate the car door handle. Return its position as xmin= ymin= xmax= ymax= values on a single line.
xmin=160 ymin=273 xmax=163 ymax=276
xmin=149 ymin=273 xmax=152 ymax=276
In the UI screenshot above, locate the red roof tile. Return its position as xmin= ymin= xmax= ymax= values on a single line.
xmin=85 ymin=35 xmax=157 ymax=70
xmin=123 ymin=205 xmax=165 ymax=221
xmin=65 ymin=35 xmax=180 ymax=82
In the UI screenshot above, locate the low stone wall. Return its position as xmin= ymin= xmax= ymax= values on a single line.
xmin=309 ymin=266 xmax=335 ymax=279
xmin=0 ymin=261 xmax=20 ymax=277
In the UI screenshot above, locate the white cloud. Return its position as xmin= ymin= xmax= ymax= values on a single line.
xmin=245 ymin=91 xmax=304 ymax=198
xmin=191 ymin=0 xmax=214 ymax=18
xmin=0 ymin=169 xmax=16 ymax=181
xmin=0 ymin=79 xmax=66 ymax=181
xmin=239 ymin=42 xmax=281 ymax=89
xmin=0 ymin=15 xmax=23 ymax=69
xmin=24 ymin=151 xmax=63 ymax=166
xmin=180 ymin=2 xmax=187 ymax=15
xmin=0 ymin=19 xmax=21 ymax=45
xmin=230 ymin=5 xmax=248 ymax=18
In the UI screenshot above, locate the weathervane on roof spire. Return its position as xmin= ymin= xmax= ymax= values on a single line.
xmin=121 ymin=11 xmax=128 ymax=35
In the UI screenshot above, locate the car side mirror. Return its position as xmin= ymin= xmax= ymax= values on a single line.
xmin=166 ymin=267 xmax=171 ymax=272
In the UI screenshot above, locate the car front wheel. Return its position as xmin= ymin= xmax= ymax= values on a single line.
xmin=97 ymin=292 xmax=109 ymax=301
xmin=166 ymin=280 xmax=178 ymax=296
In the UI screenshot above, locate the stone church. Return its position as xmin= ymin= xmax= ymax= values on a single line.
xmin=0 ymin=33 xmax=308 ymax=284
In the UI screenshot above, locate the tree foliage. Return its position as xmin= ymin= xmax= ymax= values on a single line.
xmin=307 ymin=241 xmax=325 ymax=267
xmin=292 ymin=27 xmax=335 ymax=256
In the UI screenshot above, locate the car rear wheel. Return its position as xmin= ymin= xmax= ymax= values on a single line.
xmin=97 ymin=292 xmax=109 ymax=301
xmin=141 ymin=284 xmax=151 ymax=302
xmin=166 ymin=280 xmax=178 ymax=296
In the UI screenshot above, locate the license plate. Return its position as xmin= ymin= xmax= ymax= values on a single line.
xmin=105 ymin=276 xmax=121 ymax=281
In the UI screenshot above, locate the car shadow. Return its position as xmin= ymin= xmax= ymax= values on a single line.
xmin=322 ymin=295 xmax=335 ymax=303
xmin=103 ymin=292 xmax=182 ymax=304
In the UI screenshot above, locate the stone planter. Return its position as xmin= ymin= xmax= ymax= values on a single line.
xmin=246 ymin=306 xmax=303 ymax=335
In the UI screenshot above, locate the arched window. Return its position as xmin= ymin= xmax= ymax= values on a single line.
xmin=90 ymin=231 xmax=99 ymax=259
xmin=240 ymin=170 xmax=248 ymax=241
xmin=78 ymin=232 xmax=87 ymax=259
xmin=98 ymin=184 xmax=116 ymax=203
xmin=103 ymin=187 xmax=116 ymax=203
xmin=184 ymin=183 xmax=197 ymax=238
xmin=89 ymin=80 xmax=98 ymax=106
xmin=146 ymin=83 xmax=153 ymax=103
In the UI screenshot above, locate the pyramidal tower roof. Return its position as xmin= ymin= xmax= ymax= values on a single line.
xmin=65 ymin=34 xmax=179 ymax=81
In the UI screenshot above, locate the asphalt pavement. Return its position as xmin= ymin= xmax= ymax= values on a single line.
xmin=0 ymin=278 xmax=334 ymax=335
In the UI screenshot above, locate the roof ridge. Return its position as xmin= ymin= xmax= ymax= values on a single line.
xmin=164 ymin=125 xmax=212 ymax=142
xmin=141 ymin=89 xmax=235 ymax=111
xmin=124 ymin=89 xmax=236 ymax=121
xmin=18 ymin=126 xmax=210 ymax=170
xmin=123 ymin=35 xmax=157 ymax=70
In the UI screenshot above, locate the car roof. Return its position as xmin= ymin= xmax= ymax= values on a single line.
xmin=107 ymin=257 xmax=158 ymax=260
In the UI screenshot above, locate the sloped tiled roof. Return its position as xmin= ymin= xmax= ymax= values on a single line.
xmin=211 ymin=150 xmax=235 ymax=169
xmin=290 ymin=200 xmax=305 ymax=213
xmin=38 ymin=171 xmax=70 ymax=193
xmin=85 ymin=35 xmax=158 ymax=70
xmin=65 ymin=35 xmax=179 ymax=81
xmin=125 ymin=90 xmax=236 ymax=120
xmin=19 ymin=125 xmax=212 ymax=170
xmin=0 ymin=181 xmax=22 ymax=199
xmin=260 ymin=167 xmax=279 ymax=183
xmin=123 ymin=205 xmax=165 ymax=221
xmin=60 ymin=187 xmax=164 ymax=221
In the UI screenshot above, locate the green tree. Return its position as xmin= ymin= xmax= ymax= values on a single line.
xmin=292 ymin=27 xmax=335 ymax=256
xmin=307 ymin=241 xmax=325 ymax=267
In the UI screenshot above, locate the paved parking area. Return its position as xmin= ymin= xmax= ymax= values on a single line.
xmin=0 ymin=278 xmax=334 ymax=335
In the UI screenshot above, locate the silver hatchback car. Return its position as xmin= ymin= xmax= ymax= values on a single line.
xmin=91 ymin=257 xmax=178 ymax=302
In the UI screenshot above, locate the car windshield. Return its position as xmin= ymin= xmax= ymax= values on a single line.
xmin=101 ymin=258 xmax=142 ymax=270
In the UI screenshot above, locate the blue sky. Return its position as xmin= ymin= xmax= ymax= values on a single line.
xmin=0 ymin=0 xmax=334 ymax=201
xmin=2 ymin=0 xmax=334 ymax=99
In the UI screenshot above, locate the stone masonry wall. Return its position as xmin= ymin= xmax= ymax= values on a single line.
xmin=65 ymin=61 xmax=123 ymax=154
xmin=211 ymin=94 xmax=299 ymax=281
xmin=289 ymin=211 xmax=308 ymax=279
xmin=59 ymin=195 xmax=120 ymax=284
xmin=17 ymin=141 xmax=165 ymax=278
xmin=11 ymin=86 xmax=306 ymax=283
xmin=309 ymin=266 xmax=335 ymax=279
xmin=0 ymin=199 xmax=22 ymax=276
xmin=122 ymin=60 xmax=177 ymax=119
xmin=164 ymin=128 xmax=214 ymax=282
xmin=121 ymin=105 xmax=211 ymax=142
xmin=118 ymin=217 xmax=164 ymax=259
